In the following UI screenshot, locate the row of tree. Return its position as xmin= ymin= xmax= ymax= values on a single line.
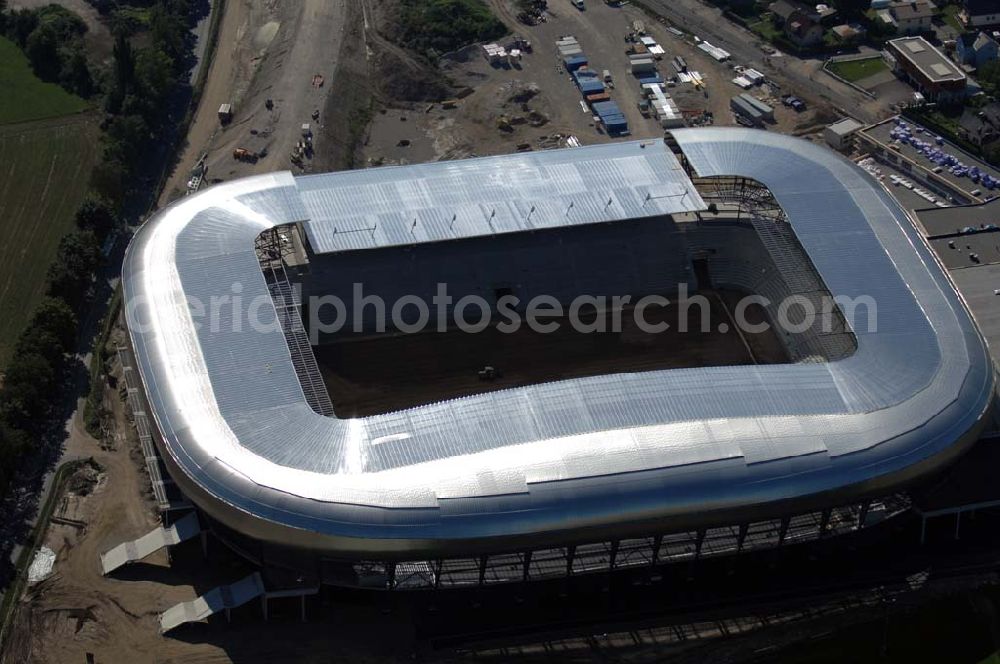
xmin=1 ymin=2 xmax=95 ymax=97
xmin=0 ymin=1 xmax=197 ymax=501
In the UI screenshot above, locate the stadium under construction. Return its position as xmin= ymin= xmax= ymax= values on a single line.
xmin=112 ymin=129 xmax=995 ymax=630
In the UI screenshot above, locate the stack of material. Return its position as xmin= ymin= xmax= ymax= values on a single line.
xmin=645 ymin=84 xmax=684 ymax=129
xmin=557 ymin=36 xmax=583 ymax=58
xmin=698 ymin=41 xmax=730 ymax=61
xmin=483 ymin=43 xmax=507 ymax=62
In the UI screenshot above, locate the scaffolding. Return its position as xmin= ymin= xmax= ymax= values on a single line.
xmin=118 ymin=345 xmax=187 ymax=512
xmin=256 ymin=226 xmax=335 ymax=417
xmin=349 ymin=494 xmax=912 ymax=591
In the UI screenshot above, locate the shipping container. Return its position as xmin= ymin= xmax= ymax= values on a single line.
xmin=631 ymin=59 xmax=657 ymax=75
xmin=738 ymin=93 xmax=773 ymax=121
xmin=564 ymin=55 xmax=589 ymax=71
xmin=585 ymin=92 xmax=612 ymax=104
xmin=730 ymin=96 xmax=763 ymax=126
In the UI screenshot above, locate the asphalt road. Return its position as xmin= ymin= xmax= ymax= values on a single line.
xmin=637 ymin=0 xmax=885 ymax=123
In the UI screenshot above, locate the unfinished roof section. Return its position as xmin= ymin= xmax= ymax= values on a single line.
xmin=297 ymin=141 xmax=707 ymax=255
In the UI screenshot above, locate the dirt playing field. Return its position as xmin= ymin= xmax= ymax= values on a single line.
xmin=316 ymin=292 xmax=788 ymax=417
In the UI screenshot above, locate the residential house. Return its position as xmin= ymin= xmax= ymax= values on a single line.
xmin=770 ymin=0 xmax=821 ymax=24
xmin=956 ymin=30 xmax=1000 ymax=68
xmin=958 ymin=103 xmax=1000 ymax=148
xmin=962 ymin=0 xmax=1000 ymax=28
xmin=887 ymin=0 xmax=937 ymax=35
xmin=786 ymin=10 xmax=825 ymax=46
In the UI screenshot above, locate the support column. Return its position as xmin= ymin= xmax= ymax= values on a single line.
xmin=695 ymin=529 xmax=706 ymax=558
xmin=609 ymin=540 xmax=620 ymax=571
xmin=651 ymin=534 xmax=663 ymax=567
xmin=566 ymin=545 xmax=576 ymax=577
xmin=200 ymin=530 xmax=209 ymax=558
xmin=819 ymin=508 xmax=832 ymax=537
xmin=955 ymin=512 xmax=962 ymax=540
xmin=920 ymin=515 xmax=927 ymax=545
xmin=778 ymin=517 xmax=790 ymax=545
xmin=261 ymin=595 xmax=268 ymax=621
xmin=522 ymin=551 xmax=533 ymax=583
xmin=858 ymin=500 xmax=871 ymax=530
xmin=478 ymin=556 xmax=488 ymax=586
xmin=301 ymin=595 xmax=307 ymax=622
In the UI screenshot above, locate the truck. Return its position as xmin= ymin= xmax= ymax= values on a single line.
xmin=571 ymin=0 xmax=585 ymax=9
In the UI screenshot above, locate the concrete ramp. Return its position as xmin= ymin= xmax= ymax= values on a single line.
xmin=160 ymin=572 xmax=265 ymax=633
xmin=100 ymin=512 xmax=201 ymax=575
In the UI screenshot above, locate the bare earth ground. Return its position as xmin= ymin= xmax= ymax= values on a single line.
xmin=161 ymin=0 xmax=348 ymax=203
xmin=317 ymin=294 xmax=787 ymax=418
xmin=361 ymin=0 xmax=847 ymax=166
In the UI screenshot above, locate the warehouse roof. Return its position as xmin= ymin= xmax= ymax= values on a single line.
xmin=122 ymin=131 xmax=993 ymax=557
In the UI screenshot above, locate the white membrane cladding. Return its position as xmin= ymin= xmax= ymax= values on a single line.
xmin=121 ymin=133 xmax=993 ymax=551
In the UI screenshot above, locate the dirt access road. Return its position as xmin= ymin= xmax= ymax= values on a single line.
xmin=161 ymin=0 xmax=348 ymax=204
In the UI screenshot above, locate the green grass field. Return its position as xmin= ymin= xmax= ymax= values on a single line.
xmin=0 ymin=37 xmax=89 ymax=124
xmin=826 ymin=57 xmax=888 ymax=83
xmin=0 ymin=115 xmax=100 ymax=363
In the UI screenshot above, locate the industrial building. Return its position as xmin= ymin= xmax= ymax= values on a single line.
xmin=857 ymin=116 xmax=1000 ymax=207
xmin=824 ymin=117 xmax=864 ymax=152
xmin=114 ymin=131 xmax=993 ymax=627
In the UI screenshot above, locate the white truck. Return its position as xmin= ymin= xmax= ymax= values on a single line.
xmin=571 ymin=0 xmax=585 ymax=9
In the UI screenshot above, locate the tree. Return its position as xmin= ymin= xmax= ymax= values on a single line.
xmin=45 ymin=230 xmax=102 ymax=311
xmin=60 ymin=49 xmax=94 ymax=98
xmin=135 ymin=47 xmax=176 ymax=104
xmin=15 ymin=297 xmax=78 ymax=365
xmin=1 ymin=352 xmax=56 ymax=426
xmin=74 ymin=196 xmax=118 ymax=238
xmin=24 ymin=24 xmax=60 ymax=81
xmin=0 ymin=422 xmax=29 ymax=499
xmin=107 ymin=33 xmax=136 ymax=114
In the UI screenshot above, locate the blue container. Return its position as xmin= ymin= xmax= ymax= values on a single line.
xmin=637 ymin=74 xmax=664 ymax=85
xmin=578 ymin=79 xmax=605 ymax=95
xmin=564 ymin=55 xmax=588 ymax=71
xmin=591 ymin=101 xmax=619 ymax=116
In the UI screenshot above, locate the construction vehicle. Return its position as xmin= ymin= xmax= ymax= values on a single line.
xmin=233 ymin=148 xmax=257 ymax=162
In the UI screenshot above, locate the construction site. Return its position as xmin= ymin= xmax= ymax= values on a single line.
xmin=7 ymin=1 xmax=1000 ymax=663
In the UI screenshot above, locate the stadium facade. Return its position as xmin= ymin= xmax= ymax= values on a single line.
xmin=120 ymin=129 xmax=994 ymax=590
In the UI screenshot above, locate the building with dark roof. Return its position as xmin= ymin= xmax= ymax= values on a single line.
xmin=962 ymin=0 xmax=1000 ymax=29
xmin=888 ymin=36 xmax=968 ymax=102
